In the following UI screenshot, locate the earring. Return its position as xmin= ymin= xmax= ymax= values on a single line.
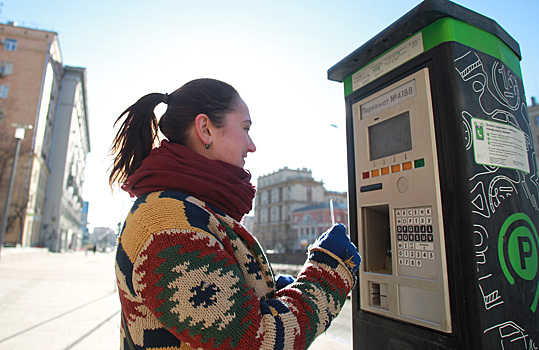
xmin=205 ymin=144 xmax=210 ymax=150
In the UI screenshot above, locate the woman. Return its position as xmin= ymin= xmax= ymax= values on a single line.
xmin=110 ymin=78 xmax=360 ymax=350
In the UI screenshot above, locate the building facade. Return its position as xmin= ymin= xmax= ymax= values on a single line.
xmin=0 ymin=23 xmax=89 ymax=250
xmin=528 ymin=97 xmax=539 ymax=172
xmin=290 ymin=202 xmax=348 ymax=251
xmin=252 ymin=167 xmax=346 ymax=252
xmin=40 ymin=67 xmax=90 ymax=251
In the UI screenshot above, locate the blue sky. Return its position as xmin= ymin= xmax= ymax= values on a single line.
xmin=2 ymin=0 xmax=538 ymax=229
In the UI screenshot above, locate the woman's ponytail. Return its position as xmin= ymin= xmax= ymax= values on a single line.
xmin=109 ymin=78 xmax=240 ymax=188
xmin=109 ymin=93 xmax=165 ymax=187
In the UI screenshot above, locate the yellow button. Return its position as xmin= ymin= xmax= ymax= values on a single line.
xmin=391 ymin=164 xmax=401 ymax=173
xmin=381 ymin=167 xmax=390 ymax=175
xmin=372 ymin=169 xmax=380 ymax=177
xmin=402 ymin=161 xmax=413 ymax=171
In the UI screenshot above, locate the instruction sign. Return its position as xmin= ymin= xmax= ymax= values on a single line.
xmin=472 ymin=118 xmax=529 ymax=173
xmin=352 ymin=32 xmax=424 ymax=92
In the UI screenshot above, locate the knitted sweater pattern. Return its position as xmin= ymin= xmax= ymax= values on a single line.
xmin=116 ymin=190 xmax=354 ymax=350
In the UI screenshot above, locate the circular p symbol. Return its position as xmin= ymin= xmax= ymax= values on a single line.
xmin=507 ymin=226 xmax=538 ymax=280
xmin=498 ymin=213 xmax=539 ymax=312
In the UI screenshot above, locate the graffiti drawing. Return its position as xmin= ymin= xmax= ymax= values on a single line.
xmin=474 ymin=224 xmax=489 ymax=265
xmin=479 ymin=284 xmax=504 ymax=310
xmin=455 ymin=47 xmax=539 ymax=348
xmin=484 ymin=321 xmax=537 ymax=350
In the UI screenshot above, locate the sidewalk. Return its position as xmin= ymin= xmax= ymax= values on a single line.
xmin=0 ymin=249 xmax=350 ymax=350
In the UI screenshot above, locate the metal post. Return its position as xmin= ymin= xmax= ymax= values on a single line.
xmin=0 ymin=125 xmax=32 ymax=263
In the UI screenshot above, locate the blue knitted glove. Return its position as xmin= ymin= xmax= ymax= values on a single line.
xmin=310 ymin=223 xmax=361 ymax=276
xmin=275 ymin=273 xmax=295 ymax=290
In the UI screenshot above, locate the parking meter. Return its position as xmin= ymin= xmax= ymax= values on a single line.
xmin=328 ymin=0 xmax=539 ymax=348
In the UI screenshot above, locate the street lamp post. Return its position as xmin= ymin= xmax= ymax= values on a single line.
xmin=0 ymin=124 xmax=32 ymax=262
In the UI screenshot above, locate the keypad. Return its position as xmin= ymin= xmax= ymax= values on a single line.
xmin=396 ymin=206 xmax=434 ymax=268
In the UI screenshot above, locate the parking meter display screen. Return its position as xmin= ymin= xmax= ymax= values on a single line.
xmin=368 ymin=111 xmax=412 ymax=160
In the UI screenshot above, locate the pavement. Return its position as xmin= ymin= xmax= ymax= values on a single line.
xmin=0 ymin=248 xmax=351 ymax=350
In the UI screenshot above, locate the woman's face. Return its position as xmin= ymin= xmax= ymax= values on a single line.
xmin=209 ymin=97 xmax=256 ymax=168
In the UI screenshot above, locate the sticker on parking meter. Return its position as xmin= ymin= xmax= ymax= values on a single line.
xmin=472 ymin=118 xmax=529 ymax=173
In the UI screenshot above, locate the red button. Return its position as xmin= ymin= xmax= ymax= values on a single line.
xmin=363 ymin=171 xmax=370 ymax=179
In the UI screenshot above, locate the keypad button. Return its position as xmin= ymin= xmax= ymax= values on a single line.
xmin=394 ymin=206 xmax=434 ymax=270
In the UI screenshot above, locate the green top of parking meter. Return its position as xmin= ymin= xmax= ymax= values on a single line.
xmin=328 ymin=0 xmax=521 ymax=96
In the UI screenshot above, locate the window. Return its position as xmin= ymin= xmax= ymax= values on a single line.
xmin=535 ymin=116 xmax=539 ymax=127
xmin=4 ymin=39 xmax=17 ymax=51
xmin=0 ymin=110 xmax=3 ymax=124
xmin=0 ymin=62 xmax=13 ymax=76
xmin=0 ymin=85 xmax=9 ymax=99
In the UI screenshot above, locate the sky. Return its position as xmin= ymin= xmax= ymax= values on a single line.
xmin=2 ymin=0 xmax=538 ymax=231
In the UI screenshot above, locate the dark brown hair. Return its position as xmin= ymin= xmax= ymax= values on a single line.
xmin=109 ymin=78 xmax=239 ymax=186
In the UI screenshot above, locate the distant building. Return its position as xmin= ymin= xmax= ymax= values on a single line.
xmin=91 ymin=226 xmax=116 ymax=252
xmin=528 ymin=97 xmax=539 ymax=172
xmin=0 ymin=22 xmax=89 ymax=250
xmin=81 ymin=201 xmax=90 ymax=247
xmin=252 ymin=167 xmax=346 ymax=252
xmin=40 ymin=67 xmax=90 ymax=251
xmin=291 ymin=201 xmax=348 ymax=251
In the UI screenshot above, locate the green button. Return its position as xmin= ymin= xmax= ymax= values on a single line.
xmin=414 ymin=159 xmax=425 ymax=168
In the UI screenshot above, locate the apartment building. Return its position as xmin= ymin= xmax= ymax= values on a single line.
xmin=40 ymin=67 xmax=90 ymax=251
xmin=0 ymin=23 xmax=89 ymax=251
xmin=291 ymin=201 xmax=348 ymax=251
xmin=528 ymin=97 xmax=539 ymax=171
xmin=252 ymin=167 xmax=346 ymax=252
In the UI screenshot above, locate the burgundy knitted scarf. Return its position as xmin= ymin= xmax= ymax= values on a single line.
xmin=121 ymin=141 xmax=256 ymax=222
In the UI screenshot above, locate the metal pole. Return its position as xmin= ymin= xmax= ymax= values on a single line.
xmin=0 ymin=137 xmax=23 ymax=260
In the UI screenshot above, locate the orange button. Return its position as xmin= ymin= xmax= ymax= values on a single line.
xmin=381 ymin=167 xmax=390 ymax=175
xmin=402 ymin=161 xmax=413 ymax=171
xmin=372 ymin=169 xmax=380 ymax=177
xmin=391 ymin=164 xmax=401 ymax=173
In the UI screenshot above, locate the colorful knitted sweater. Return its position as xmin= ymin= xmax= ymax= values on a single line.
xmin=116 ymin=190 xmax=354 ymax=349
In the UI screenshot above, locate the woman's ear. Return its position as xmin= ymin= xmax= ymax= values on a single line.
xmin=193 ymin=114 xmax=212 ymax=146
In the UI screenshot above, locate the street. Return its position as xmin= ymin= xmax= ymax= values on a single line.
xmin=0 ymin=249 xmax=351 ymax=349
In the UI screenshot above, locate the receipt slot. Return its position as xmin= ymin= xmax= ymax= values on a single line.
xmin=328 ymin=0 xmax=539 ymax=349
